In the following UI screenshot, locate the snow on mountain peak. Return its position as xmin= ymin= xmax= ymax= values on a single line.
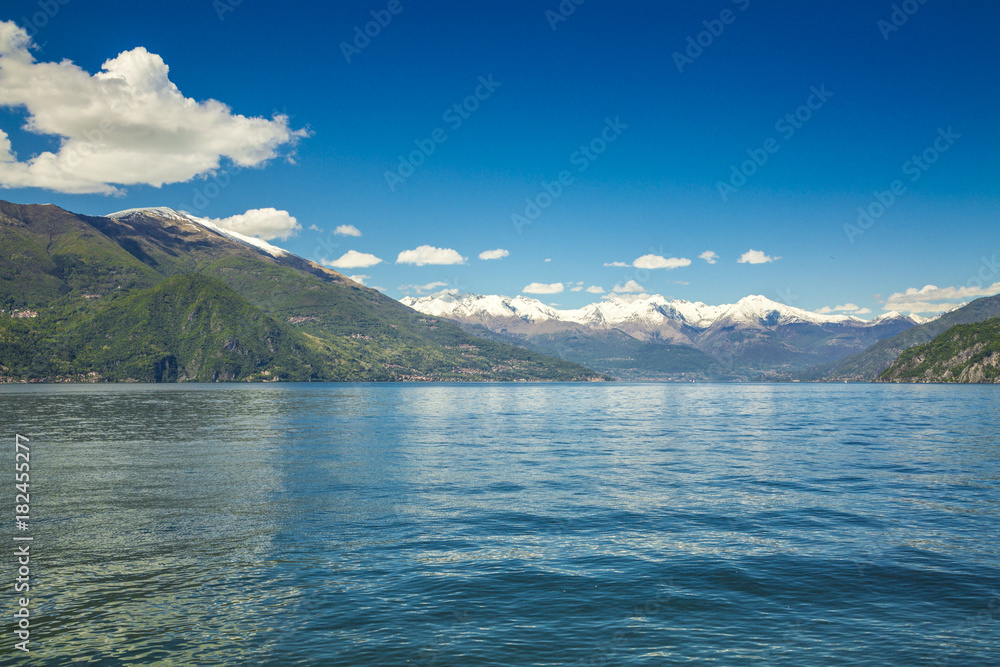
xmin=107 ymin=207 xmax=289 ymax=259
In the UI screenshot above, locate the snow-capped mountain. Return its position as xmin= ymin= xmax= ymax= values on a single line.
xmin=400 ymin=292 xmax=921 ymax=379
xmin=401 ymin=292 xmax=915 ymax=332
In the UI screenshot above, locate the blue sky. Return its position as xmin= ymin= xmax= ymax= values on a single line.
xmin=0 ymin=0 xmax=997 ymax=316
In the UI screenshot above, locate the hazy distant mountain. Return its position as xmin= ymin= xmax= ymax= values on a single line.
xmin=807 ymin=294 xmax=1000 ymax=381
xmin=877 ymin=318 xmax=1000 ymax=383
xmin=0 ymin=201 xmax=605 ymax=382
xmin=401 ymin=293 xmax=918 ymax=379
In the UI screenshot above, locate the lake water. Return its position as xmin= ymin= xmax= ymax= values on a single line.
xmin=1 ymin=383 xmax=998 ymax=665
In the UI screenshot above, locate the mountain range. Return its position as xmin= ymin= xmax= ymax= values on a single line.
xmin=401 ymin=292 xmax=924 ymax=380
xmin=0 ymin=201 xmax=604 ymax=382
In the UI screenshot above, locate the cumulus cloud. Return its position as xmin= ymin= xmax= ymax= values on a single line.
xmin=334 ymin=224 xmax=361 ymax=237
xmin=570 ymin=285 xmax=584 ymax=292
xmin=397 ymin=245 xmax=466 ymax=266
xmin=699 ymin=250 xmax=718 ymax=264
xmin=205 ymin=208 xmax=300 ymax=241
xmin=585 ymin=285 xmax=605 ymax=294
xmin=523 ymin=282 xmax=564 ymax=294
xmin=0 ymin=21 xmax=307 ymax=195
xmin=816 ymin=303 xmax=860 ymax=314
xmin=884 ymin=282 xmax=1000 ymax=313
xmin=479 ymin=248 xmax=509 ymax=260
xmin=737 ymin=249 xmax=779 ymax=264
xmin=633 ymin=254 xmax=691 ymax=270
xmin=603 ymin=261 xmax=629 ymax=267
xmin=321 ymin=250 xmax=383 ymax=269
xmin=308 ymin=224 xmax=321 ymax=232
xmin=610 ymin=280 xmax=646 ymax=293
xmin=347 ymin=274 xmax=369 ymax=285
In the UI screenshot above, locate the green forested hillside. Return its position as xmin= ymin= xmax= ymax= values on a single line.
xmin=877 ymin=318 xmax=1000 ymax=383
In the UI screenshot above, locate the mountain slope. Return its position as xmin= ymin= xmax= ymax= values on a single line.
xmin=803 ymin=295 xmax=1000 ymax=381
xmin=877 ymin=318 xmax=1000 ymax=383
xmin=0 ymin=202 xmax=605 ymax=382
xmin=68 ymin=274 xmax=328 ymax=382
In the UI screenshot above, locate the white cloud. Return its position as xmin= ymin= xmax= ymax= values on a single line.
xmin=737 ymin=249 xmax=779 ymax=264
xmin=321 ymin=250 xmax=383 ymax=269
xmin=544 ymin=258 xmax=552 ymax=263
xmin=855 ymin=307 xmax=871 ymax=314
xmin=603 ymin=261 xmax=629 ymax=267
xmin=479 ymin=248 xmax=509 ymax=261
xmin=205 ymin=208 xmax=300 ymax=241
xmin=397 ymin=245 xmax=466 ymax=266
xmin=334 ymin=224 xmax=361 ymax=237
xmin=585 ymin=285 xmax=605 ymax=294
xmin=0 ymin=21 xmax=306 ymax=195
xmin=817 ymin=303 xmax=861 ymax=314
xmin=523 ymin=282 xmax=564 ymax=294
xmin=308 ymin=224 xmax=321 ymax=232
xmin=570 ymin=285 xmax=583 ymax=292
xmin=633 ymin=254 xmax=691 ymax=270
xmin=611 ymin=280 xmax=646 ymax=293
xmin=884 ymin=282 xmax=1000 ymax=313
xmin=399 ymin=281 xmax=451 ymax=295
xmin=347 ymin=274 xmax=369 ymax=285
xmin=699 ymin=250 xmax=718 ymax=264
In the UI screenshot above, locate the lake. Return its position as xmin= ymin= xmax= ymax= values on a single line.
xmin=1 ymin=383 xmax=998 ymax=665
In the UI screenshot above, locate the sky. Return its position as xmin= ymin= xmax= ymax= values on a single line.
xmin=0 ymin=0 xmax=998 ymax=317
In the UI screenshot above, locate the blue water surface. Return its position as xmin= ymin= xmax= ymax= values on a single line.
xmin=1 ymin=383 xmax=998 ymax=665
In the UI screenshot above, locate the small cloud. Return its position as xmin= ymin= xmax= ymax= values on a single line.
xmin=585 ymin=285 xmax=605 ymax=294
xmin=699 ymin=250 xmax=718 ymax=264
xmin=672 ymin=280 xmax=690 ymax=285
xmin=397 ymin=245 xmax=466 ymax=266
xmin=611 ymin=280 xmax=645 ymax=293
xmin=570 ymin=285 xmax=584 ymax=292
xmin=817 ymin=303 xmax=860 ymax=314
xmin=523 ymin=282 xmax=564 ymax=294
xmin=603 ymin=261 xmax=629 ymax=267
xmin=207 ymin=208 xmax=301 ymax=241
xmin=335 ymin=224 xmax=362 ymax=237
xmin=544 ymin=258 xmax=552 ymax=263
xmin=633 ymin=254 xmax=691 ymax=270
xmin=737 ymin=249 xmax=779 ymax=264
xmin=322 ymin=250 xmax=383 ymax=269
xmin=309 ymin=224 xmax=322 ymax=232
xmin=398 ymin=281 xmax=452 ymax=295
xmin=479 ymin=248 xmax=509 ymax=261
xmin=855 ymin=307 xmax=871 ymax=314
xmin=347 ymin=274 xmax=369 ymax=285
